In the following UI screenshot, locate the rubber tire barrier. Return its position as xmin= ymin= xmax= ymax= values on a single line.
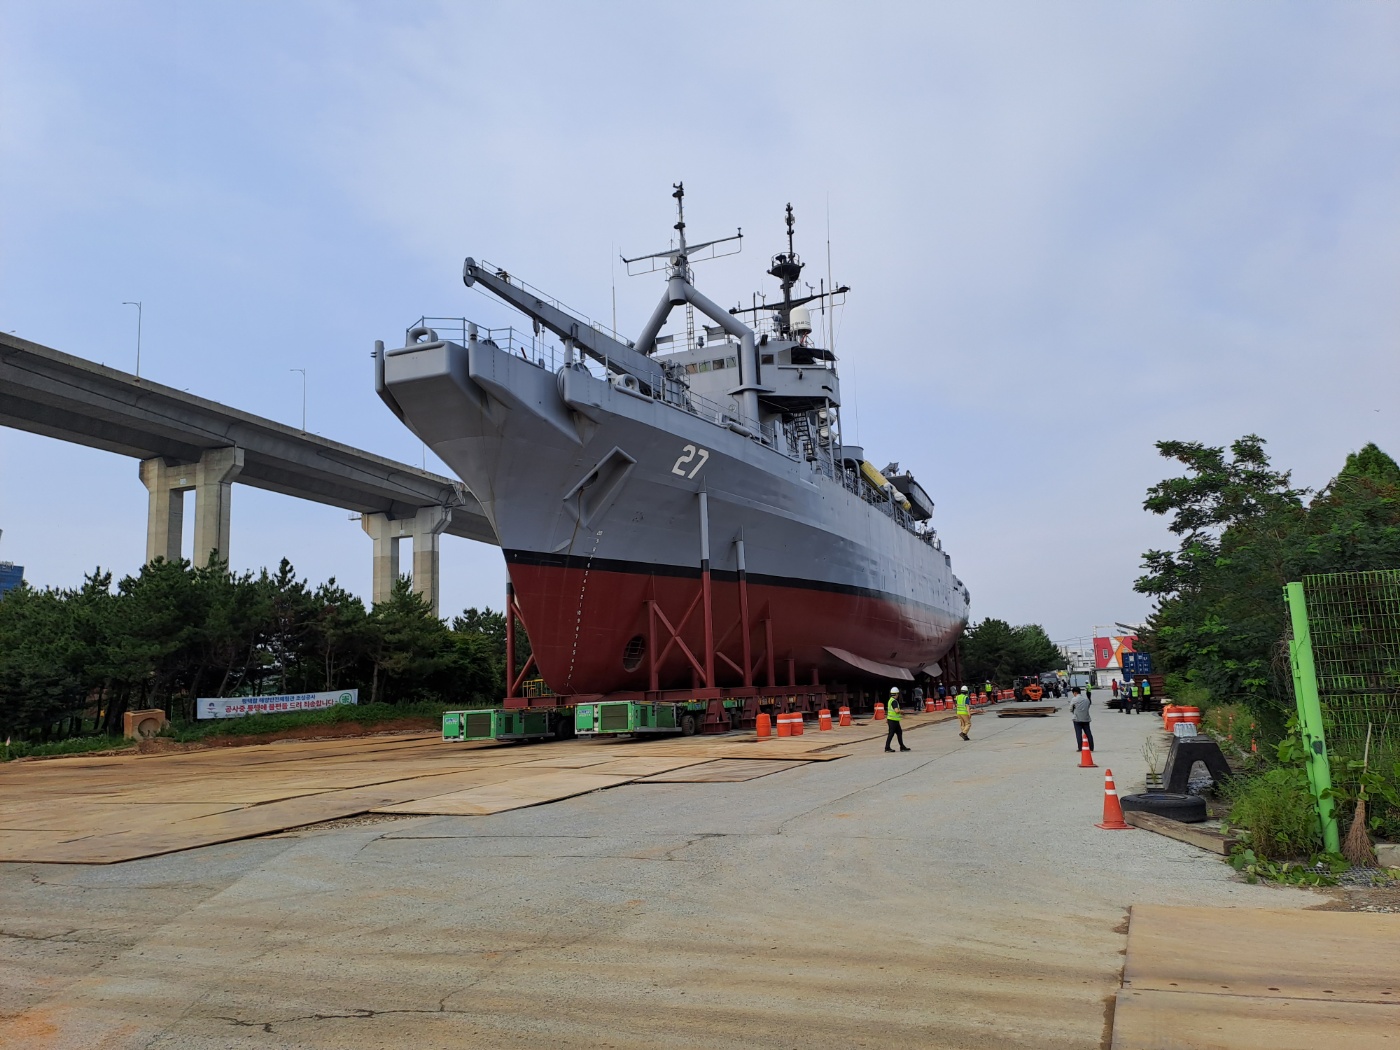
xmin=1118 ymin=792 xmax=1209 ymax=823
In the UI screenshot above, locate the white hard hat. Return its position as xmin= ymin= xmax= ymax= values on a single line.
xmin=888 ymin=686 xmax=900 ymax=695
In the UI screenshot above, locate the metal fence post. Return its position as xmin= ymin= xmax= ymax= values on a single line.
xmin=1284 ymin=581 xmax=1340 ymax=854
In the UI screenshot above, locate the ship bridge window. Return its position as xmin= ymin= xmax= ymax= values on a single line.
xmin=761 ymin=353 xmax=775 ymax=365
xmin=685 ymin=363 xmax=698 ymax=375
xmin=697 ymin=361 xmax=712 ymax=373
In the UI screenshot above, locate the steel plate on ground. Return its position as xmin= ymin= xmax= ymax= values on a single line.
xmin=637 ymin=759 xmax=811 ymax=782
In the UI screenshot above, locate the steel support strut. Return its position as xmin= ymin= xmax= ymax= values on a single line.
xmin=698 ymin=491 xmax=715 ymax=687
xmin=737 ymin=537 xmax=753 ymax=687
xmin=504 ymin=581 xmax=537 ymax=701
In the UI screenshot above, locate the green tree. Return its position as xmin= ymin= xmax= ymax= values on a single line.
xmin=365 ymin=577 xmax=451 ymax=704
xmin=0 ymin=584 xmax=86 ymax=740
xmin=962 ymin=618 xmax=1064 ymax=685
xmin=1136 ymin=437 xmax=1400 ymax=725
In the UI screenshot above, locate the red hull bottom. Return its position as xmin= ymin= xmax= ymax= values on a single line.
xmin=507 ymin=562 xmax=960 ymax=696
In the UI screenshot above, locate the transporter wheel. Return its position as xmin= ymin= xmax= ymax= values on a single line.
xmin=1118 ymin=792 xmax=1208 ymax=823
xmin=680 ymin=713 xmax=698 ymax=736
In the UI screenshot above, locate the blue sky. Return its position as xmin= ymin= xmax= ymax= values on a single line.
xmin=2 ymin=1 xmax=1397 ymax=644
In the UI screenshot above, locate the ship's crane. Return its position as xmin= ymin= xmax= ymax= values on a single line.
xmin=462 ymin=258 xmax=667 ymax=396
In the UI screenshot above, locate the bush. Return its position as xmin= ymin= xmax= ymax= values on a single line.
xmin=1163 ymin=673 xmax=1210 ymax=708
xmin=165 ymin=700 xmax=463 ymax=742
xmin=1225 ymin=767 xmax=1323 ymax=860
xmin=1202 ymin=701 xmax=1257 ymax=757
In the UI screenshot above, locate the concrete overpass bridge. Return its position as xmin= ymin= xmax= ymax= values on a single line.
xmin=0 ymin=332 xmax=497 ymax=616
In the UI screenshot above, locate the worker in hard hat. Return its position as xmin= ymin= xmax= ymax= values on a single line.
xmin=956 ymin=685 xmax=972 ymax=741
xmin=884 ymin=686 xmax=910 ymax=752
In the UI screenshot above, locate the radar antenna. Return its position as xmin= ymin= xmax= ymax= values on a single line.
xmin=730 ymin=204 xmax=850 ymax=337
xmin=622 ymin=182 xmax=743 ymax=277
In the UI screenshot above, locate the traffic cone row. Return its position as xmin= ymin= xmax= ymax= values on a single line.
xmin=758 ymin=696 xmax=943 ymax=743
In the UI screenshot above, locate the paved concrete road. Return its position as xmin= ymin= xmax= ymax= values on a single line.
xmin=2 ymin=708 xmax=1314 ymax=1049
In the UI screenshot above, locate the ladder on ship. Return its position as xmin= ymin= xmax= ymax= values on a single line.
xmin=790 ymin=413 xmax=818 ymax=462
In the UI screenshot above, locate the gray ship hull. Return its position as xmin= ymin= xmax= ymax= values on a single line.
xmin=379 ymin=333 xmax=969 ymax=695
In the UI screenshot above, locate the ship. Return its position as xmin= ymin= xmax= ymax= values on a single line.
xmin=374 ymin=186 xmax=970 ymax=707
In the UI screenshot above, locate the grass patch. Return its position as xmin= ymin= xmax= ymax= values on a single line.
xmin=1224 ymin=766 xmax=1323 ymax=861
xmin=1 ymin=735 xmax=136 ymax=762
xmin=0 ymin=700 xmax=496 ymax=761
xmin=165 ymin=700 xmax=469 ymax=742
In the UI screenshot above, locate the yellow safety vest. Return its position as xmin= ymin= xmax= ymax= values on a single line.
xmin=887 ymin=699 xmax=903 ymax=721
xmin=955 ymin=693 xmax=969 ymax=715
xmin=1141 ymin=680 xmax=1152 ymax=696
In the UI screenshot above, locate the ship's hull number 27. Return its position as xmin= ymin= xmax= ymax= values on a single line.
xmin=671 ymin=444 xmax=710 ymax=478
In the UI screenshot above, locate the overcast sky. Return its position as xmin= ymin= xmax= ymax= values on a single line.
xmin=2 ymin=1 xmax=1397 ymax=645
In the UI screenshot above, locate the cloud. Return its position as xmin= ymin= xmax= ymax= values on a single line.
xmin=2 ymin=0 xmax=1397 ymax=642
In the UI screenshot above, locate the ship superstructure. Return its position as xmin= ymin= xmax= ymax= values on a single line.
xmin=375 ymin=187 xmax=969 ymax=725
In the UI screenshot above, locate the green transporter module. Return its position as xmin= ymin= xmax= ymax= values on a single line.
xmin=442 ymin=708 xmax=554 ymax=742
xmin=574 ymin=700 xmax=706 ymax=736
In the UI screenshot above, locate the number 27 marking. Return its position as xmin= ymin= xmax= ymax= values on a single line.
xmin=671 ymin=444 xmax=710 ymax=479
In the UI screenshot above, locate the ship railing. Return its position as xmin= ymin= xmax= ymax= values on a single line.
xmin=408 ymin=318 xmax=877 ymax=480
xmin=411 ymin=318 xmax=563 ymax=369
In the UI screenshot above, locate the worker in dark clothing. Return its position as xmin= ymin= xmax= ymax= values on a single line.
xmin=1069 ymin=686 xmax=1094 ymax=753
xmin=884 ymin=686 xmax=910 ymax=752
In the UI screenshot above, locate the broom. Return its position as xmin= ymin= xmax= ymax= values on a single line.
xmin=1342 ymin=723 xmax=1376 ymax=868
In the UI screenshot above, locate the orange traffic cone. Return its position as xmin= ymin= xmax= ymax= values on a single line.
xmin=1078 ymin=738 xmax=1096 ymax=768
xmin=756 ymin=713 xmax=771 ymax=739
xmin=791 ymin=712 xmax=804 ymax=736
xmin=925 ymin=698 xmax=935 ymax=713
xmin=1096 ymin=769 xmax=1132 ymax=830
xmin=838 ymin=706 xmax=852 ymax=727
xmin=776 ymin=713 xmax=792 ymax=737
xmin=818 ymin=709 xmax=832 ymax=731
xmin=874 ymin=702 xmax=886 ymax=721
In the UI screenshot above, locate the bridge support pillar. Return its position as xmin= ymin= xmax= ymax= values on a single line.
xmin=139 ymin=459 xmax=185 ymax=565
xmin=139 ymin=447 xmax=245 ymax=567
xmin=361 ymin=505 xmax=452 ymax=617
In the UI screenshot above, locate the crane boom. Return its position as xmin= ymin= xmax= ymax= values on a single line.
xmin=462 ymin=258 xmax=664 ymax=393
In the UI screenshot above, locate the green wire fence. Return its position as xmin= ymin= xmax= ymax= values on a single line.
xmin=1287 ymin=569 xmax=1400 ymax=853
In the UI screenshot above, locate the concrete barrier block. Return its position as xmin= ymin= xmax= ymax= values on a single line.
xmin=1376 ymin=843 xmax=1400 ymax=871
xmin=123 ymin=708 xmax=168 ymax=739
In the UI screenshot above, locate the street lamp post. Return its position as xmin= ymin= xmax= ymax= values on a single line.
xmin=290 ymin=368 xmax=307 ymax=431
xmin=121 ymin=301 xmax=142 ymax=377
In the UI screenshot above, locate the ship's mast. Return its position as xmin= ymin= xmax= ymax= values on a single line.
xmin=672 ymin=182 xmax=688 ymax=263
xmin=625 ymin=186 xmax=764 ymax=427
xmin=768 ymin=203 xmax=803 ymax=338
xmin=731 ymin=205 xmax=849 ymax=339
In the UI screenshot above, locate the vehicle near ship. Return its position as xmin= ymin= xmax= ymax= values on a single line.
xmin=375 ymin=186 xmax=971 ymax=739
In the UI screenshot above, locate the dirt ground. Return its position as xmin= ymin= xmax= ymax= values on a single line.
xmin=1 ymin=707 xmax=1322 ymax=1049
xmin=134 ymin=719 xmax=443 ymax=752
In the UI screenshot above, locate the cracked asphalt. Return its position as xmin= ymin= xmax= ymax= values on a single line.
xmin=1 ymin=709 xmax=1313 ymax=1049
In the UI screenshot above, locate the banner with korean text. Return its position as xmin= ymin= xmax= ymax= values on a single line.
xmin=196 ymin=689 xmax=358 ymax=720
